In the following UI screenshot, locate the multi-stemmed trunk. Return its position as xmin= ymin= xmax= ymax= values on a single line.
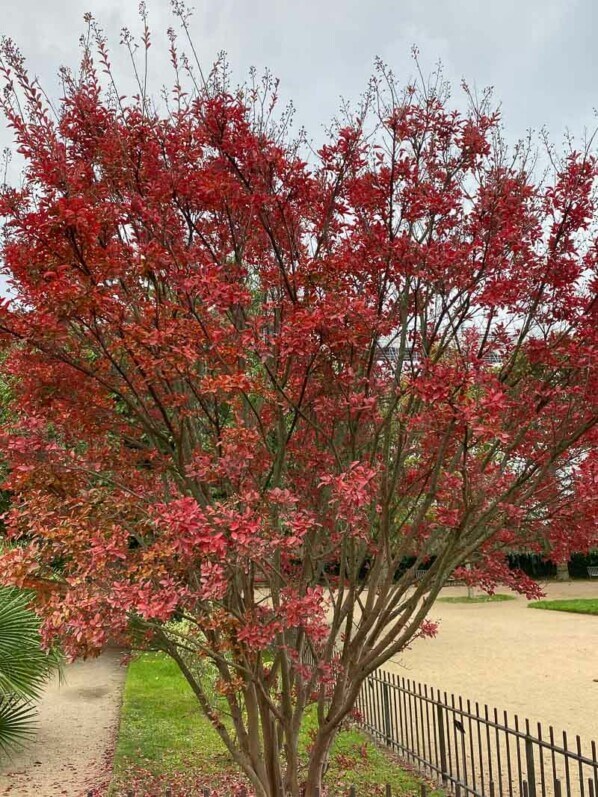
xmin=246 ymin=724 xmax=335 ymax=797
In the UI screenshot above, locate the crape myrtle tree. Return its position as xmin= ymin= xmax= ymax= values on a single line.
xmin=0 ymin=12 xmax=596 ymax=795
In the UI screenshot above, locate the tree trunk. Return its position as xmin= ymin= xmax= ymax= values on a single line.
xmin=556 ymin=561 xmax=570 ymax=581
xmin=303 ymin=729 xmax=334 ymax=797
xmin=258 ymin=698 xmax=285 ymax=797
xmin=466 ymin=562 xmax=474 ymax=598
xmin=283 ymin=737 xmax=301 ymax=797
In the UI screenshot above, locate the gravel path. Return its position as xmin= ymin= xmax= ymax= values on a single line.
xmin=0 ymin=650 xmax=126 ymax=797
xmin=386 ymin=580 xmax=598 ymax=743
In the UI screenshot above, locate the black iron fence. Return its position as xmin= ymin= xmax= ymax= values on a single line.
xmin=356 ymin=668 xmax=598 ymax=797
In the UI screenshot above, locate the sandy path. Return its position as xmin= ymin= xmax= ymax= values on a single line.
xmin=0 ymin=651 xmax=126 ymax=797
xmin=385 ymin=580 xmax=598 ymax=744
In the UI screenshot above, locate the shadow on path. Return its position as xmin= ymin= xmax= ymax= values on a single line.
xmin=0 ymin=650 xmax=126 ymax=796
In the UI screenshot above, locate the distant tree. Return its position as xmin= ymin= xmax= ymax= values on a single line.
xmin=0 ymin=15 xmax=595 ymax=795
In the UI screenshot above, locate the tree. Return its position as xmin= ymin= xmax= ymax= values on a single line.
xmin=0 ymin=17 xmax=596 ymax=795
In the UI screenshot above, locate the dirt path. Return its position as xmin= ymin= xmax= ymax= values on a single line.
xmin=385 ymin=580 xmax=598 ymax=743
xmin=0 ymin=650 xmax=126 ymax=797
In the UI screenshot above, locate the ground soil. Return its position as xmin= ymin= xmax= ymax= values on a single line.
xmin=0 ymin=650 xmax=126 ymax=797
xmin=385 ymin=579 xmax=598 ymax=743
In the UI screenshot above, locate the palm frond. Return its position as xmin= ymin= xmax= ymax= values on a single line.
xmin=0 ymin=586 xmax=64 ymax=756
xmin=0 ymin=587 xmax=56 ymax=699
xmin=0 ymin=695 xmax=37 ymax=756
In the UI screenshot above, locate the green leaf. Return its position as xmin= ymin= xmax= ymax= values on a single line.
xmin=0 ymin=588 xmax=56 ymax=699
xmin=0 ymin=695 xmax=38 ymax=756
xmin=0 ymin=587 xmax=63 ymax=756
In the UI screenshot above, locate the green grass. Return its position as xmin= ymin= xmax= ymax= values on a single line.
xmin=111 ymin=652 xmax=437 ymax=796
xmin=111 ymin=653 xmax=237 ymax=784
xmin=301 ymin=708 xmax=426 ymax=794
xmin=437 ymin=593 xmax=515 ymax=604
xmin=528 ymin=599 xmax=598 ymax=616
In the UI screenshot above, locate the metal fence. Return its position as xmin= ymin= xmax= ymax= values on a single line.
xmin=356 ymin=668 xmax=598 ymax=797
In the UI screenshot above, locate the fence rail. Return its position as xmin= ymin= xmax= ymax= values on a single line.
xmin=356 ymin=668 xmax=598 ymax=797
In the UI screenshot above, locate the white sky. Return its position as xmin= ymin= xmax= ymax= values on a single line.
xmin=0 ymin=0 xmax=597 ymax=162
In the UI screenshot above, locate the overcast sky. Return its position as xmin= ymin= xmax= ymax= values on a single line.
xmin=0 ymin=0 xmax=597 ymax=167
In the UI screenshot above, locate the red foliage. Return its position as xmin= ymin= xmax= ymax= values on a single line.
xmin=0 ymin=21 xmax=595 ymax=793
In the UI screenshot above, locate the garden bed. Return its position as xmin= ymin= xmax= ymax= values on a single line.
xmin=108 ymin=652 xmax=432 ymax=796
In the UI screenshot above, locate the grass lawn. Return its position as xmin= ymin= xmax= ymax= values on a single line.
xmin=437 ymin=594 xmax=515 ymax=604
xmin=528 ymin=599 xmax=598 ymax=616
xmin=110 ymin=652 xmax=434 ymax=796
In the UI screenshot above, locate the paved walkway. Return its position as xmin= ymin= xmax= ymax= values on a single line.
xmin=386 ymin=580 xmax=598 ymax=743
xmin=0 ymin=650 xmax=126 ymax=796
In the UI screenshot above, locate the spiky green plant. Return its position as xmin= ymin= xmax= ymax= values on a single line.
xmin=0 ymin=587 xmax=62 ymax=755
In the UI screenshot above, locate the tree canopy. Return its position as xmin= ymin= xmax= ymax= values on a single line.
xmin=0 ymin=17 xmax=596 ymax=795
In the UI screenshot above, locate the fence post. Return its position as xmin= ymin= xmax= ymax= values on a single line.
xmin=420 ymin=785 xmax=428 ymax=797
xmin=349 ymin=787 xmax=356 ymax=797
xmin=383 ymin=678 xmax=392 ymax=746
xmin=385 ymin=784 xmax=392 ymax=797
xmin=437 ymin=702 xmax=449 ymax=785
xmin=554 ymin=779 xmax=562 ymax=797
xmin=525 ymin=735 xmax=537 ymax=797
